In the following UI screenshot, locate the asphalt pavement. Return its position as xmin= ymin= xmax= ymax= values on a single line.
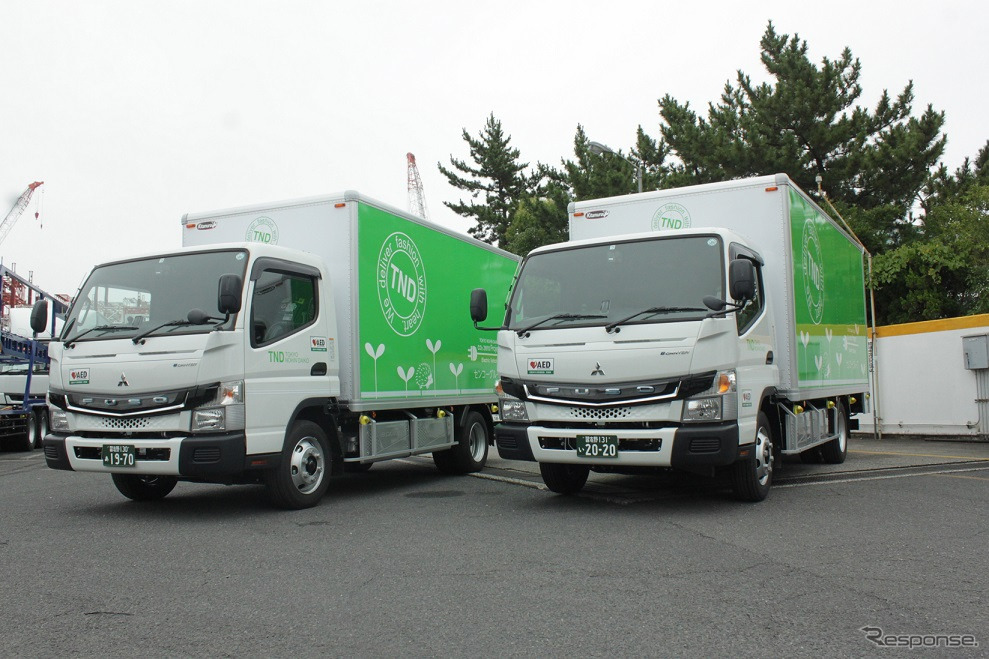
xmin=1 ymin=434 xmax=986 ymax=657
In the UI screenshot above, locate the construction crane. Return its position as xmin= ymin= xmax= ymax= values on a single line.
xmin=0 ymin=181 xmax=43 ymax=248
xmin=1 ymin=182 xmax=44 ymax=310
xmin=406 ymin=153 xmax=429 ymax=220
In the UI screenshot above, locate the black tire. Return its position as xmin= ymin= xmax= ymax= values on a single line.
xmin=13 ymin=414 xmax=37 ymax=452
xmin=111 ymin=474 xmax=178 ymax=501
xmin=731 ymin=411 xmax=773 ymax=502
xmin=821 ymin=402 xmax=849 ymax=464
xmin=539 ymin=463 xmax=590 ymax=494
xmin=433 ymin=410 xmax=489 ymax=475
xmin=343 ymin=461 xmax=374 ymax=473
xmin=265 ymin=421 xmax=333 ymax=509
xmin=33 ymin=409 xmax=48 ymax=450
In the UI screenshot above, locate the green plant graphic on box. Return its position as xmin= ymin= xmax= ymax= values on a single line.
xmin=356 ymin=204 xmax=517 ymax=399
xmin=789 ymin=189 xmax=869 ymax=389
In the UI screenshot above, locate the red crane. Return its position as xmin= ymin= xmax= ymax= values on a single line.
xmin=1 ymin=181 xmax=44 ymax=309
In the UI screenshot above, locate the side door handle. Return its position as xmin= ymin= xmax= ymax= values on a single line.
xmin=310 ymin=362 xmax=327 ymax=376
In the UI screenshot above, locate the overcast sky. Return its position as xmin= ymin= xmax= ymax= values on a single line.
xmin=2 ymin=0 xmax=986 ymax=294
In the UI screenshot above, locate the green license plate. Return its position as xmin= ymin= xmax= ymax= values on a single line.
xmin=576 ymin=435 xmax=619 ymax=458
xmin=102 ymin=444 xmax=136 ymax=468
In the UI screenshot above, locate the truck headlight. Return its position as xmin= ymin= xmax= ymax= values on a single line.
xmin=191 ymin=380 xmax=245 ymax=432
xmin=499 ymin=397 xmax=529 ymax=422
xmin=682 ymin=370 xmax=737 ymax=422
xmin=50 ymin=408 xmax=70 ymax=432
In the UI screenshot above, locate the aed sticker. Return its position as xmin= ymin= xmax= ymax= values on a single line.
xmin=741 ymin=390 xmax=753 ymax=408
xmin=69 ymin=368 xmax=90 ymax=385
xmin=528 ymin=358 xmax=554 ymax=374
xmin=310 ymin=336 xmax=328 ymax=352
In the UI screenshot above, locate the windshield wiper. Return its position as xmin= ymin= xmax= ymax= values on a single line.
xmin=132 ymin=319 xmax=196 ymax=344
xmin=517 ymin=313 xmax=607 ymax=337
xmin=605 ymin=306 xmax=707 ymax=333
xmin=65 ymin=325 xmax=139 ymax=348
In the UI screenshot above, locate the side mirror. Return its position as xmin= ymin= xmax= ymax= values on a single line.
xmin=470 ymin=288 xmax=488 ymax=324
xmin=218 ymin=274 xmax=243 ymax=315
xmin=30 ymin=299 xmax=49 ymax=335
xmin=729 ymin=259 xmax=756 ymax=302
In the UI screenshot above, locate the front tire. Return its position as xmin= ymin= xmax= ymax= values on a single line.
xmin=539 ymin=463 xmax=589 ymax=494
xmin=433 ymin=410 xmax=489 ymax=475
xmin=33 ymin=409 xmax=48 ymax=450
xmin=111 ymin=474 xmax=178 ymax=501
xmin=731 ymin=411 xmax=773 ymax=502
xmin=266 ymin=421 xmax=333 ymax=509
xmin=14 ymin=414 xmax=37 ymax=452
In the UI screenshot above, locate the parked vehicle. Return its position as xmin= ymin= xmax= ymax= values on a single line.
xmin=40 ymin=191 xmax=518 ymax=508
xmin=0 ymin=268 xmax=66 ymax=451
xmin=471 ymin=174 xmax=870 ymax=500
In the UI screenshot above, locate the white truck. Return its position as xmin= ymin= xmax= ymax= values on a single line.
xmin=40 ymin=192 xmax=518 ymax=508
xmin=470 ymin=174 xmax=870 ymax=500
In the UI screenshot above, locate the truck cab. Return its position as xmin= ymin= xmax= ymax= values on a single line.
xmin=476 ymin=228 xmax=778 ymax=499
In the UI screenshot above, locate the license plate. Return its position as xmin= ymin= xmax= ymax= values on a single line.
xmin=102 ymin=444 xmax=136 ymax=468
xmin=576 ymin=435 xmax=619 ymax=458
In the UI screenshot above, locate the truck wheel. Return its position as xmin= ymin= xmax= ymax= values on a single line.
xmin=821 ymin=402 xmax=849 ymax=464
xmin=432 ymin=410 xmax=489 ymax=475
xmin=15 ymin=415 xmax=37 ymax=452
xmin=33 ymin=410 xmax=48 ymax=450
xmin=265 ymin=421 xmax=333 ymax=509
xmin=111 ymin=474 xmax=178 ymax=501
xmin=540 ymin=463 xmax=589 ymax=494
xmin=731 ymin=412 xmax=773 ymax=502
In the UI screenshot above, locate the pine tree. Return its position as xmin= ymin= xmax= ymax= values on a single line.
xmin=658 ymin=21 xmax=946 ymax=255
xmin=438 ymin=113 xmax=532 ymax=245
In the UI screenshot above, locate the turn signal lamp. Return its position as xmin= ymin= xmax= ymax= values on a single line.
xmin=793 ymin=404 xmax=804 ymax=415
xmin=359 ymin=415 xmax=372 ymax=425
xmin=716 ymin=372 xmax=735 ymax=394
xmin=827 ymin=400 xmax=836 ymax=409
xmin=490 ymin=404 xmax=499 ymax=414
xmin=437 ymin=409 xmax=447 ymax=418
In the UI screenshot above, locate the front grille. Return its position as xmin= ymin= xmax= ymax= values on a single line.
xmin=101 ymin=417 xmax=152 ymax=430
xmin=537 ymin=437 xmax=662 ymax=452
xmin=192 ymin=447 xmax=221 ymax=463
xmin=511 ymin=371 xmax=716 ymax=407
xmin=495 ymin=435 xmax=518 ymax=450
xmin=688 ymin=438 xmax=721 ymax=454
xmin=570 ymin=406 xmax=632 ymax=420
xmin=73 ymin=446 xmax=170 ymax=461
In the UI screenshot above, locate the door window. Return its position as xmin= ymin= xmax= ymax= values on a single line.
xmin=250 ymin=270 xmax=317 ymax=346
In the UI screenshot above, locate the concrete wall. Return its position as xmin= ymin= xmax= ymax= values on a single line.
xmin=860 ymin=314 xmax=989 ymax=438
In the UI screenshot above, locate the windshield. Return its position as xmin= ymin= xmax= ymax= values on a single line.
xmin=61 ymin=250 xmax=248 ymax=342
xmin=506 ymin=235 xmax=724 ymax=330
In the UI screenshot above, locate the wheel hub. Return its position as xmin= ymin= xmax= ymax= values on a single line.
xmin=289 ymin=438 xmax=325 ymax=494
xmin=754 ymin=427 xmax=773 ymax=486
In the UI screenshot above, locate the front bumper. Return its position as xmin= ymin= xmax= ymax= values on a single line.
xmin=43 ymin=432 xmax=263 ymax=478
xmin=494 ymin=421 xmax=741 ymax=469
